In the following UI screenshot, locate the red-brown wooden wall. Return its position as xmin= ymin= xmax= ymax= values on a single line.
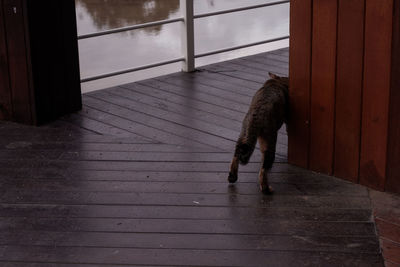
xmin=289 ymin=0 xmax=400 ymax=193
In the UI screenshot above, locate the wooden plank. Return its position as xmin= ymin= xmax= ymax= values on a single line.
xmin=0 ymin=150 xmax=264 ymax=162
xmin=0 ymin=189 xmax=372 ymax=208
xmin=89 ymin=90 xmax=240 ymax=141
xmin=62 ymin=112 xmax=139 ymax=138
xmin=288 ymin=0 xmax=312 ymax=168
xmin=334 ymin=0 xmax=365 ymax=182
xmin=309 ymin=0 xmax=338 ymax=174
xmin=0 ymin=246 xmax=383 ymax=267
xmin=0 ymin=160 xmax=305 ymax=176
xmin=231 ymin=59 xmax=289 ymax=75
xmin=0 ymin=143 xmax=219 ymax=153
xmin=174 ymin=72 xmax=256 ymax=97
xmin=204 ymin=64 xmax=267 ymax=84
xmin=0 ymin=179 xmax=369 ymax=197
xmin=160 ymin=74 xmax=253 ymax=104
xmin=0 ymin=217 xmax=376 ymax=236
xmin=0 ymin=231 xmax=379 ymax=253
xmin=148 ymin=78 xmax=249 ymax=113
xmin=206 ymin=61 xmax=287 ymax=82
xmin=238 ymin=57 xmax=289 ymax=73
xmin=0 ymin=0 xmax=13 ymax=120
xmin=256 ymin=52 xmax=289 ymax=63
xmin=0 ymin=132 xmax=153 ymax=145
xmin=0 ymin=172 xmax=351 ymax=187
xmin=78 ymin=105 xmax=209 ymax=147
xmin=82 ymin=97 xmax=236 ymax=150
xmin=270 ymin=47 xmax=289 ymax=56
xmin=0 ymin=264 xmax=115 ymax=267
xmin=0 ymin=170 xmax=367 ymax=187
xmin=386 ymin=0 xmax=400 ymax=193
xmin=131 ymin=81 xmax=246 ymax=121
xmin=0 ymin=204 xmax=372 ymax=222
xmin=189 ymin=69 xmax=261 ymax=90
xmin=3 ymin=0 xmax=33 ymax=124
xmin=360 ymin=0 xmax=393 ymax=190
xmin=102 ymin=86 xmax=242 ymax=131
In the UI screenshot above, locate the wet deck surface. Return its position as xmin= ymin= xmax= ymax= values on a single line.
xmin=0 ymin=48 xmax=385 ymax=266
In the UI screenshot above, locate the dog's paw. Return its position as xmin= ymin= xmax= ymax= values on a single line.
xmin=228 ymin=172 xmax=238 ymax=183
xmin=260 ymin=184 xmax=274 ymax=195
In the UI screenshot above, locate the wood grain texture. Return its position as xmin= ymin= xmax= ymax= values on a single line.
xmin=0 ymin=48 xmax=385 ymax=266
xmin=334 ymin=0 xmax=365 ymax=182
xmin=3 ymin=0 xmax=33 ymax=124
xmin=386 ymin=0 xmax=400 ymax=193
xmin=288 ymin=0 xmax=312 ymax=168
xmin=360 ymin=0 xmax=393 ymax=190
xmin=309 ymin=0 xmax=338 ymax=174
xmin=0 ymin=0 xmax=13 ymax=120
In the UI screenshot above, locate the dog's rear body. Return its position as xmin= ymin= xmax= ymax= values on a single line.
xmin=228 ymin=73 xmax=289 ymax=194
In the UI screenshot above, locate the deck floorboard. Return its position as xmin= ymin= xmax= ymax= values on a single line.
xmin=0 ymin=48 xmax=384 ymax=266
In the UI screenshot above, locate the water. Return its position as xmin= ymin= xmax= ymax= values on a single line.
xmin=75 ymin=0 xmax=289 ymax=93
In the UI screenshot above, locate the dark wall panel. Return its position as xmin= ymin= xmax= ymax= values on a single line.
xmin=334 ymin=0 xmax=365 ymax=182
xmin=309 ymin=0 xmax=337 ymax=174
xmin=0 ymin=0 xmax=13 ymax=120
xmin=359 ymin=0 xmax=393 ymax=190
xmin=0 ymin=0 xmax=81 ymax=125
xmin=386 ymin=0 xmax=400 ymax=193
xmin=3 ymin=0 xmax=33 ymax=124
xmin=288 ymin=0 xmax=312 ymax=169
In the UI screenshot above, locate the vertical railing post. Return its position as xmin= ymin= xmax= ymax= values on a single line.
xmin=180 ymin=0 xmax=195 ymax=72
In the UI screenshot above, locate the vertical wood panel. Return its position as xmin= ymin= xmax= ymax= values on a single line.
xmin=360 ymin=0 xmax=393 ymax=190
xmin=0 ymin=0 xmax=13 ymax=120
xmin=309 ymin=0 xmax=338 ymax=174
xmin=59 ymin=0 xmax=82 ymax=115
xmin=24 ymin=0 xmax=81 ymax=124
xmin=288 ymin=0 xmax=312 ymax=168
xmin=386 ymin=0 xmax=400 ymax=193
xmin=3 ymin=0 xmax=33 ymax=124
xmin=334 ymin=0 xmax=365 ymax=182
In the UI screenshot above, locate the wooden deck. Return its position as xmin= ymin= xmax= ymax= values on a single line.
xmin=0 ymin=48 xmax=385 ymax=266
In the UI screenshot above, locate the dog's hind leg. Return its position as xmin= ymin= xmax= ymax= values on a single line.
xmin=258 ymin=133 xmax=277 ymax=194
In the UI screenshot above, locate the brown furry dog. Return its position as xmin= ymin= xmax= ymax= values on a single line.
xmin=228 ymin=72 xmax=289 ymax=194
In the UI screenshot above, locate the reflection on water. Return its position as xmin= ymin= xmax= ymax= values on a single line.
xmin=77 ymin=0 xmax=179 ymax=35
xmin=75 ymin=0 xmax=289 ymax=93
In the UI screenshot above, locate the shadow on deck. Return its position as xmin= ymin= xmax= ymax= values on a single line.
xmin=0 ymin=48 xmax=389 ymax=266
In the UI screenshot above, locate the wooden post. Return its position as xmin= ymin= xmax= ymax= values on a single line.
xmin=180 ymin=0 xmax=195 ymax=72
xmin=0 ymin=0 xmax=13 ymax=120
xmin=0 ymin=0 xmax=82 ymax=125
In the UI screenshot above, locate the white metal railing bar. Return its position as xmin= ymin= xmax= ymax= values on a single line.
xmin=194 ymin=0 xmax=290 ymax=19
xmin=78 ymin=17 xmax=184 ymax=40
xmin=81 ymin=57 xmax=184 ymax=83
xmin=79 ymin=0 xmax=290 ymax=82
xmin=195 ymin=35 xmax=290 ymax=58
xmin=181 ymin=0 xmax=195 ymax=72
